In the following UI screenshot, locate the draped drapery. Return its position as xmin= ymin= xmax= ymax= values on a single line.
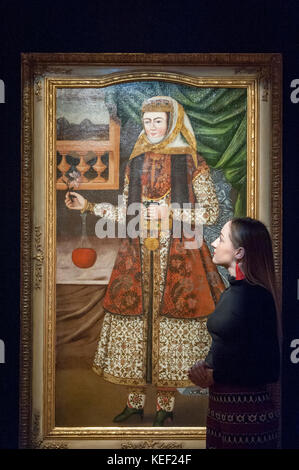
xmin=105 ymin=82 xmax=247 ymax=216
xmin=56 ymin=285 xmax=106 ymax=368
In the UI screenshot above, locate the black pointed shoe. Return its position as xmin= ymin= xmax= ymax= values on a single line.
xmin=113 ymin=405 xmax=144 ymax=423
xmin=152 ymin=410 xmax=174 ymax=426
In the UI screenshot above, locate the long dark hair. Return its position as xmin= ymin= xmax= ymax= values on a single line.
xmin=230 ymin=217 xmax=280 ymax=318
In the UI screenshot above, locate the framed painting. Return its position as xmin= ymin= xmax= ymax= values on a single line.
xmin=20 ymin=53 xmax=282 ymax=449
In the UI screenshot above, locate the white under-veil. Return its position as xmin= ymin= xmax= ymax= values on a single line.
xmin=129 ymin=96 xmax=198 ymax=168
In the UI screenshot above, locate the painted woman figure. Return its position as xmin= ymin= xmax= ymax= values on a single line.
xmin=65 ymin=96 xmax=225 ymax=426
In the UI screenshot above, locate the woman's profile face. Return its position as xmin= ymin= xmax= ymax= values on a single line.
xmin=211 ymin=221 xmax=236 ymax=268
xmin=142 ymin=111 xmax=168 ymax=143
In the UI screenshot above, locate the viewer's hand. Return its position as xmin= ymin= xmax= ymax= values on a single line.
xmin=65 ymin=191 xmax=86 ymax=210
xmin=188 ymin=361 xmax=214 ymax=388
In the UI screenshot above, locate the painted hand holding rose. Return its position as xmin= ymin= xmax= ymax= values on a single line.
xmin=188 ymin=360 xmax=214 ymax=388
xmin=65 ymin=191 xmax=86 ymax=210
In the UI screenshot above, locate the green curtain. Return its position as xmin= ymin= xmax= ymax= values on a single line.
xmin=105 ymin=81 xmax=247 ymax=216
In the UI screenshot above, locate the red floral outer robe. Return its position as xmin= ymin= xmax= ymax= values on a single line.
xmin=102 ymin=153 xmax=225 ymax=319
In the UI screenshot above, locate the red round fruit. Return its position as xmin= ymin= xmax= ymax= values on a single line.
xmin=72 ymin=248 xmax=97 ymax=268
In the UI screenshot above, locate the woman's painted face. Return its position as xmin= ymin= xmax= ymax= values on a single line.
xmin=211 ymin=221 xmax=236 ymax=268
xmin=142 ymin=111 xmax=168 ymax=143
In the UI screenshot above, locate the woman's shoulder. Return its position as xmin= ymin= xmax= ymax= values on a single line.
xmin=226 ymin=278 xmax=276 ymax=311
xmin=229 ymin=276 xmax=272 ymax=294
xmin=243 ymin=280 xmax=274 ymax=299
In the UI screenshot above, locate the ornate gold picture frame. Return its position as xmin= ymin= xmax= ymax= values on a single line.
xmin=20 ymin=53 xmax=282 ymax=449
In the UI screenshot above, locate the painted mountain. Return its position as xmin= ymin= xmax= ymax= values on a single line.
xmin=57 ymin=117 xmax=109 ymax=140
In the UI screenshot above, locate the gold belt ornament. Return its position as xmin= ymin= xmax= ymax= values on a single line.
xmin=144 ymin=237 xmax=159 ymax=251
xmin=142 ymin=200 xmax=172 ymax=251
xmin=143 ymin=217 xmax=160 ymax=251
xmin=143 ymin=218 xmax=173 ymax=251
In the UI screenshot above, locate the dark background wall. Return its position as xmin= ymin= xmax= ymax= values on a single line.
xmin=0 ymin=0 xmax=298 ymax=451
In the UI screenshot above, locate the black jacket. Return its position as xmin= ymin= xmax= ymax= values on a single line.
xmin=205 ymin=275 xmax=280 ymax=386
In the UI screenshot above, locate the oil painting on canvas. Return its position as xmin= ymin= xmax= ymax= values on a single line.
xmin=55 ymin=81 xmax=247 ymax=428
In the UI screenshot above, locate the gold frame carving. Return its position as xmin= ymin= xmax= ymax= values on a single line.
xmin=32 ymin=226 xmax=44 ymax=289
xmin=20 ymin=53 xmax=282 ymax=449
xmin=121 ymin=441 xmax=184 ymax=449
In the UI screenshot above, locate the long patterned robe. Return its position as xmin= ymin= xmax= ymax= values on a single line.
xmin=92 ymin=152 xmax=225 ymax=387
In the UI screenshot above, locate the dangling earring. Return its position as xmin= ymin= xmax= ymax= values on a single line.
xmin=235 ymin=259 xmax=245 ymax=280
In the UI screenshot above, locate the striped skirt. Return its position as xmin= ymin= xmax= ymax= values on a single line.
xmin=206 ymin=383 xmax=280 ymax=449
